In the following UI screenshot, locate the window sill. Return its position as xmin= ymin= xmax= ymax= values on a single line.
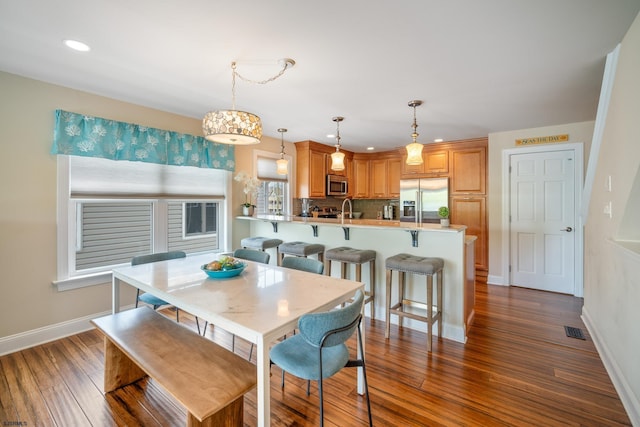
xmin=53 ymin=271 xmax=113 ymax=292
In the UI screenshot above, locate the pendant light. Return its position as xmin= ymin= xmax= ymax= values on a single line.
xmin=276 ymin=128 xmax=288 ymax=175
xmin=405 ymin=100 xmax=424 ymax=165
xmin=202 ymin=59 xmax=295 ymax=145
xmin=330 ymin=116 xmax=345 ymax=171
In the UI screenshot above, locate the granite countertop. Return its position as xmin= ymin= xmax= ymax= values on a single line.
xmin=238 ymin=214 xmax=466 ymax=233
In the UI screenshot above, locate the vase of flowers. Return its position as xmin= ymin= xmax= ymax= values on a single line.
xmin=234 ymin=171 xmax=259 ymax=216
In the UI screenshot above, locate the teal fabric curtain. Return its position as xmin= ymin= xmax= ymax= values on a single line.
xmin=51 ymin=110 xmax=235 ymax=171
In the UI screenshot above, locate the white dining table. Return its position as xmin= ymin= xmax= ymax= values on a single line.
xmin=111 ymin=253 xmax=365 ymax=427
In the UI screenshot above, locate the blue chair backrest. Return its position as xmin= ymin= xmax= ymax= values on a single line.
xmin=298 ymin=290 xmax=364 ymax=348
xmin=233 ymin=248 xmax=270 ymax=264
xmin=132 ymin=251 xmax=186 ymax=266
xmin=281 ymin=256 xmax=324 ymax=274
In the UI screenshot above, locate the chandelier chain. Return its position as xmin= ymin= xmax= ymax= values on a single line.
xmin=233 ymin=61 xmax=291 ymax=85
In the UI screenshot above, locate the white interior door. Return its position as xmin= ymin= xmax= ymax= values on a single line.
xmin=509 ymin=149 xmax=576 ymax=294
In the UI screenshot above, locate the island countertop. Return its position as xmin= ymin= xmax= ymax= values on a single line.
xmin=240 ymin=214 xmax=466 ymax=233
xmin=237 ymin=214 xmax=472 ymax=344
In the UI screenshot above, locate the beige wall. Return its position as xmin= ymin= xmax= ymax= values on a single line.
xmin=487 ymin=121 xmax=595 ymax=283
xmin=0 ymin=71 xmax=288 ymax=340
xmin=583 ymin=11 xmax=640 ymax=422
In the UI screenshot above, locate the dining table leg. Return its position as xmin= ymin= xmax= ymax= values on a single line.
xmin=256 ymin=335 xmax=270 ymax=427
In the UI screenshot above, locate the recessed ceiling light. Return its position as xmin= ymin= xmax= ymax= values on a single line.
xmin=63 ymin=39 xmax=90 ymax=52
xmin=434 ymin=138 xmax=444 ymax=143
xmin=326 ymin=133 xmax=335 ymax=139
xmin=366 ymin=147 xmax=375 ymax=151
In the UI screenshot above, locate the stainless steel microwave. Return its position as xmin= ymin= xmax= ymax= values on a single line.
xmin=326 ymin=175 xmax=348 ymax=196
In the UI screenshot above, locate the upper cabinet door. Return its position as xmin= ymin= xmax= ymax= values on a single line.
xmin=387 ymin=157 xmax=401 ymax=198
xmin=424 ymin=150 xmax=449 ymax=175
xmin=352 ymin=158 xmax=370 ymax=198
xmin=450 ymin=146 xmax=486 ymax=194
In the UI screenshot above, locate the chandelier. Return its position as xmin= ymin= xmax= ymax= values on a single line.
xmin=330 ymin=116 xmax=346 ymax=171
xmin=202 ymin=59 xmax=295 ymax=145
xmin=405 ymin=100 xmax=424 ymax=165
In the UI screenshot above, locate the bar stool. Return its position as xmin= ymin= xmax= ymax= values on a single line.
xmin=324 ymin=247 xmax=376 ymax=318
xmin=385 ymin=253 xmax=444 ymax=352
xmin=240 ymin=237 xmax=283 ymax=264
xmin=278 ymin=241 xmax=325 ymax=266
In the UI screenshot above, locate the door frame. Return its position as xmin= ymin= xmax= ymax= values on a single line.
xmin=501 ymin=142 xmax=584 ymax=296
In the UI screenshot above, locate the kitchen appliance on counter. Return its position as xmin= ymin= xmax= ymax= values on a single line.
xmin=400 ymin=177 xmax=448 ymax=223
xmin=383 ymin=205 xmax=395 ymax=220
xmin=300 ymin=198 xmax=312 ymax=217
xmin=326 ymin=174 xmax=348 ymax=196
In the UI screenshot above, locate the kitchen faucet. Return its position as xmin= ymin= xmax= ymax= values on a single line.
xmin=341 ymin=197 xmax=353 ymax=224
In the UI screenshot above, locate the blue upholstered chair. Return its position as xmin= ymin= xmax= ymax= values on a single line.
xmin=281 ymin=256 xmax=324 ymax=274
xmin=233 ymin=248 xmax=270 ymax=265
xmin=269 ymin=290 xmax=373 ymax=427
xmin=132 ymin=251 xmax=186 ymax=322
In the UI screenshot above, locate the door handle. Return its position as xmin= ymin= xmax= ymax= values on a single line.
xmin=562 ymin=227 xmax=573 ymax=232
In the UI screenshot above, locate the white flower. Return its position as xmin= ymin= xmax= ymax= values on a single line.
xmin=235 ymin=171 xmax=260 ymax=206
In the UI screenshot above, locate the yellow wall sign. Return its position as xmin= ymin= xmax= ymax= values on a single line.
xmin=515 ymin=134 xmax=569 ymax=146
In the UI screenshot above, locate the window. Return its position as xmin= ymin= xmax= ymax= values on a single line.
xmin=55 ymin=156 xmax=230 ymax=290
xmin=254 ymin=150 xmax=292 ymax=215
xmin=185 ymin=202 xmax=217 ymax=236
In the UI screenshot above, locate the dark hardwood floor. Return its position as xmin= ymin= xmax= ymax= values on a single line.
xmin=0 ymin=283 xmax=631 ymax=426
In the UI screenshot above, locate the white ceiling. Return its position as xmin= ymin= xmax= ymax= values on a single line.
xmin=1 ymin=0 xmax=639 ymax=152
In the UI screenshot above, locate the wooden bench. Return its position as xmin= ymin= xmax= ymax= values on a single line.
xmin=91 ymin=307 xmax=256 ymax=427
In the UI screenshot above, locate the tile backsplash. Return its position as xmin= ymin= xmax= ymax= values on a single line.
xmin=293 ymin=197 xmax=399 ymax=220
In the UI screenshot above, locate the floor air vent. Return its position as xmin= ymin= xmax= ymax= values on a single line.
xmin=564 ymin=326 xmax=586 ymax=340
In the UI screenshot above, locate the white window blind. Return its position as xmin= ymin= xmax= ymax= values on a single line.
xmin=256 ymin=156 xmax=288 ymax=182
xmin=70 ymin=156 xmax=227 ymax=197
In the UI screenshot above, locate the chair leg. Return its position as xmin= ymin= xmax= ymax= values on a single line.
xmin=357 ymin=323 xmax=373 ymax=427
xmin=281 ymin=370 xmax=285 ymax=388
xmin=135 ymin=289 xmax=141 ymax=308
xmin=176 ymin=308 xmax=179 ymax=323
xmin=318 ymin=375 xmax=324 ymax=427
xmin=248 ymin=344 xmax=254 ymax=361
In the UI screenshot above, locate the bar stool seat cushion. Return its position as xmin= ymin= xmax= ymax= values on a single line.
xmin=241 ymin=237 xmax=283 ymax=250
xmin=325 ymin=247 xmax=376 ymax=264
xmin=385 ymin=253 xmax=444 ymax=275
xmin=279 ymin=241 xmax=325 ymax=257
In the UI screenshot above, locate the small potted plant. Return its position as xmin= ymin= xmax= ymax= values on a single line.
xmin=438 ymin=206 xmax=450 ymax=227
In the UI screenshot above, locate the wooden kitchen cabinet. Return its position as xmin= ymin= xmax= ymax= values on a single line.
xmin=370 ymin=159 xmax=387 ymax=198
xmin=400 ymin=148 xmax=448 ymax=177
xmin=370 ymin=156 xmax=401 ymax=198
xmin=352 ymin=157 xmax=370 ymax=198
xmin=450 ymin=143 xmax=486 ymax=194
xmin=295 ymin=141 xmax=328 ymax=199
xmin=451 ymin=196 xmax=487 ymax=277
xmin=387 ymin=157 xmax=401 ymax=197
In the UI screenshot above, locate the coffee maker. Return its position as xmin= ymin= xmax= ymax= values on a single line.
xmin=383 ymin=204 xmax=395 ymax=220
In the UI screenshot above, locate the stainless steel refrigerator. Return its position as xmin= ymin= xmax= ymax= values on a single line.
xmin=399 ymin=177 xmax=449 ymax=223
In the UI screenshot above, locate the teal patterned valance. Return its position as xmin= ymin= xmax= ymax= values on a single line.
xmin=51 ymin=110 xmax=235 ymax=171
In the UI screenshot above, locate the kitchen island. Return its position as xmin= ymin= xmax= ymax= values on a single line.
xmin=238 ymin=214 xmax=473 ymax=343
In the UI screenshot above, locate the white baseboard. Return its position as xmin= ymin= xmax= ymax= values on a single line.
xmin=487 ymin=274 xmax=507 ymax=285
xmin=582 ymin=307 xmax=639 ymax=426
xmin=0 ymin=305 xmax=134 ymax=357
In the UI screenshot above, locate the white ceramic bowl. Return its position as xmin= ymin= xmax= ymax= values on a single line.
xmin=352 ymin=212 xmax=362 ymax=219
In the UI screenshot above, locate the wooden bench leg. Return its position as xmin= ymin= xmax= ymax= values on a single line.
xmin=103 ymin=337 xmax=146 ymax=393
xmin=187 ymin=396 xmax=244 ymax=427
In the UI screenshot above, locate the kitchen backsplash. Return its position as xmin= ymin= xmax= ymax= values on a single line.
xmin=293 ymin=197 xmax=400 ymax=220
